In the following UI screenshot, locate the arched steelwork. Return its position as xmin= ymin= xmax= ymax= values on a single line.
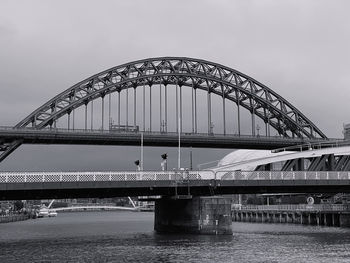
xmin=0 ymin=57 xmax=327 ymax=162
xmin=16 ymin=57 xmax=326 ymax=137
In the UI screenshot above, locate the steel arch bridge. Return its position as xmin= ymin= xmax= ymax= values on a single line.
xmin=0 ymin=57 xmax=327 ymax=163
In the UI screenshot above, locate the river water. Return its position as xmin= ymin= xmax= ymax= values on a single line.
xmin=0 ymin=211 xmax=349 ymax=263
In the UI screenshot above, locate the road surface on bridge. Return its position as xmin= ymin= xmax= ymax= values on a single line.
xmin=0 ymin=127 xmax=330 ymax=150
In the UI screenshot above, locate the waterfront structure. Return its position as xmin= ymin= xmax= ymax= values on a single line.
xmin=232 ymin=204 xmax=350 ymax=227
xmin=1 ymin=167 xmax=350 ymax=233
xmin=344 ymin=123 xmax=350 ymax=139
xmin=213 ymin=144 xmax=350 ymax=172
xmin=1 ymin=57 xmax=349 ymax=234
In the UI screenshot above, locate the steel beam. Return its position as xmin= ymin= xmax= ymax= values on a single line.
xmin=91 ymin=100 xmax=94 ymax=130
xmin=165 ymin=85 xmax=167 ymax=133
xmin=118 ymin=91 xmax=121 ymax=128
xmin=176 ymin=84 xmax=178 ymax=133
xmin=126 ymin=88 xmax=128 ymax=128
xmin=222 ymin=89 xmax=226 ymax=135
xmin=85 ymin=103 xmax=88 ymax=131
xmin=143 ymin=85 xmax=145 ymax=132
xmin=101 ymin=96 xmax=105 ymax=130
xmin=134 ymin=88 xmax=137 ymax=129
xmin=109 ymin=93 xmax=111 ymax=128
xmin=195 ymin=88 xmax=197 ymax=133
xmin=149 ymin=85 xmax=152 ymax=132
xmin=180 ymin=85 xmax=182 ymax=133
xmin=160 ymin=83 xmax=162 ymax=132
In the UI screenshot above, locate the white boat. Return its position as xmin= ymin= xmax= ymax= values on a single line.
xmin=37 ymin=200 xmax=57 ymax=218
xmin=48 ymin=210 xmax=57 ymax=217
xmin=37 ymin=207 xmax=49 ymax=218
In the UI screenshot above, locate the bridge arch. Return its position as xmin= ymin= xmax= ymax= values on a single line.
xmin=0 ymin=57 xmax=327 ymax=163
xmin=15 ymin=57 xmax=326 ymax=139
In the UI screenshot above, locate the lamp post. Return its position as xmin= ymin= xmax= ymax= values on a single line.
xmin=161 ymin=153 xmax=167 ymax=171
xmin=134 ymin=160 xmax=141 ymax=171
xmin=256 ymin=124 xmax=261 ymax=137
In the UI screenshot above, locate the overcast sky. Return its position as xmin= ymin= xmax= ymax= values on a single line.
xmin=0 ymin=0 xmax=349 ymax=171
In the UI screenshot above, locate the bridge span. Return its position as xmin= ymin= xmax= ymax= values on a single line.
xmin=1 ymin=170 xmax=350 ymax=200
xmin=0 ymin=57 xmax=330 ymax=164
xmin=2 ymin=169 xmax=350 ymax=235
xmin=0 ymin=127 xmax=326 ymax=150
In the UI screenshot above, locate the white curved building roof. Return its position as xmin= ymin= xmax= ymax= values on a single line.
xmin=213 ymin=146 xmax=350 ymax=172
xmin=218 ymin=150 xmax=273 ymax=166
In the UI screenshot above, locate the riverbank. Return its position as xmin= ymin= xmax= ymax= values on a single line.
xmin=232 ymin=204 xmax=350 ymax=227
xmin=0 ymin=214 xmax=31 ymax=224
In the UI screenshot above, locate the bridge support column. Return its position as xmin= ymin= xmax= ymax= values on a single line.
xmin=339 ymin=213 xmax=350 ymax=227
xmin=154 ymin=196 xmax=232 ymax=235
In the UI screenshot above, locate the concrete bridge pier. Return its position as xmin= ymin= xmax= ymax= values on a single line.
xmin=154 ymin=196 xmax=232 ymax=235
xmin=339 ymin=213 xmax=350 ymax=227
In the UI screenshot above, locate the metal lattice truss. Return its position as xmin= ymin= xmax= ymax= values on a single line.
xmin=0 ymin=57 xmax=326 ymax=163
xmin=16 ymin=57 xmax=326 ymax=137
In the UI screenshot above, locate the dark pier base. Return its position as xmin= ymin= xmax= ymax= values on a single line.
xmin=155 ymin=196 xmax=232 ymax=235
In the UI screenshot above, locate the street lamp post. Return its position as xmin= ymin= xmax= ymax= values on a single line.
xmin=161 ymin=153 xmax=167 ymax=171
xmin=134 ymin=160 xmax=141 ymax=171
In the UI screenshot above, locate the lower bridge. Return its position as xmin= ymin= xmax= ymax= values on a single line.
xmin=1 ymin=170 xmax=350 ymax=235
xmin=52 ymin=205 xmax=138 ymax=212
xmin=1 ymin=170 xmax=350 ymax=200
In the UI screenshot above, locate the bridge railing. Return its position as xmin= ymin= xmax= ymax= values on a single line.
xmin=0 ymin=170 xmax=349 ymax=183
xmin=0 ymin=170 xmax=215 ymax=183
xmin=216 ymin=171 xmax=350 ymax=180
xmin=236 ymin=204 xmax=350 ymax=212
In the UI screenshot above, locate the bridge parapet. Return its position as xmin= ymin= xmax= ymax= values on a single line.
xmin=0 ymin=170 xmax=350 ymax=183
xmin=217 ymin=171 xmax=350 ymax=180
xmin=0 ymin=170 xmax=212 ymax=183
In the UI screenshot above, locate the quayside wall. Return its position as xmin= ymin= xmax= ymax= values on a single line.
xmin=232 ymin=204 xmax=350 ymax=227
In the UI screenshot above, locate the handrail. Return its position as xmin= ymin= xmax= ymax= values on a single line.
xmin=0 ymin=170 xmax=349 ymax=183
xmin=0 ymin=170 xmax=214 ymax=183
xmin=216 ymin=171 xmax=350 ymax=180
xmin=235 ymin=204 xmax=350 ymax=212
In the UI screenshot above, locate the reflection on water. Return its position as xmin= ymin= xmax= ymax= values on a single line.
xmin=0 ymin=211 xmax=350 ymax=262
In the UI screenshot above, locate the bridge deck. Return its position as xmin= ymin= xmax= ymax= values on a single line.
xmin=0 ymin=127 xmax=330 ymax=149
xmin=0 ymin=171 xmax=349 ymax=200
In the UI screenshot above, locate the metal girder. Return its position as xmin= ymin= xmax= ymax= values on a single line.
xmin=0 ymin=140 xmax=22 ymax=163
xmin=282 ymin=159 xmax=298 ymax=171
xmin=307 ymin=154 xmax=336 ymax=171
xmin=335 ymin=155 xmax=350 ymax=171
xmin=342 ymin=157 xmax=350 ymax=171
xmin=0 ymin=57 xmax=327 ymax=165
xmin=14 ymin=57 xmax=326 ymax=139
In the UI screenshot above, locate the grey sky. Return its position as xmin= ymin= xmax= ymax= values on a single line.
xmin=0 ymin=0 xmax=349 ymax=171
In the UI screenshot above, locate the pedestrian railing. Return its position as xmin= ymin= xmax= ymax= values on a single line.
xmin=216 ymin=171 xmax=350 ymax=180
xmin=0 ymin=170 xmax=210 ymax=183
xmin=0 ymin=170 xmax=349 ymax=183
xmin=236 ymin=204 xmax=350 ymax=212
